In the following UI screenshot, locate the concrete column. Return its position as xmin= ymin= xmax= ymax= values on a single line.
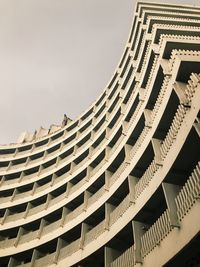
xmin=86 ymin=166 xmax=93 ymax=182
xmin=173 ymin=81 xmax=190 ymax=106
xmin=88 ymin=146 xmax=94 ymax=159
xmin=50 ymin=173 xmax=58 ymax=186
xmin=105 ymin=203 xmax=115 ymax=230
xmin=105 ymin=170 xmax=113 ymax=191
xmin=138 ymin=88 xmax=145 ymax=101
xmin=54 ymin=238 xmax=67 ymax=263
xmin=144 ymin=109 xmax=152 ymax=128
xmin=128 ymin=175 xmax=139 ymax=203
xmin=38 ymin=164 xmax=44 ymax=175
xmin=106 ymin=127 xmax=111 ymax=140
xmin=1 ymin=208 xmax=10 ymax=225
xmin=105 ymin=146 xmax=112 ymax=162
xmin=132 ymin=220 xmax=148 ymax=264
xmin=160 ymin=59 xmax=171 ymax=75
xmin=8 ymin=257 xmax=17 ymax=267
xmin=11 ymin=188 xmax=18 ymax=201
xmin=31 ymin=182 xmax=39 ymax=195
xmin=25 ymin=157 xmax=30 ymax=166
xmin=76 ymin=131 xmax=80 ymax=140
xmin=83 ymin=190 xmax=92 ymax=211
xmin=151 ymin=138 xmax=163 ymax=165
xmin=65 ymin=182 xmax=73 ymax=197
xmin=104 ymin=247 xmax=120 ymax=267
xmin=19 ymin=171 xmax=25 ymax=182
xmin=162 ymin=182 xmax=181 ymax=227
xmin=121 ymin=103 xmax=126 ymax=115
xmin=92 ymin=116 xmax=97 ymax=126
xmin=79 ymin=223 xmax=89 ymax=249
xmin=59 ymin=142 xmax=64 ymax=151
xmin=37 ymin=219 xmax=46 ymax=239
xmin=55 ymin=156 xmax=61 ymax=167
xmin=23 ymin=202 xmax=33 ymax=219
xmin=73 ymin=145 xmax=78 ymax=156
xmin=125 ymin=143 xmax=132 ymax=164
xmin=45 ymin=193 xmax=52 ymax=209
xmin=90 ymin=130 xmax=95 ymax=141
xmin=122 ymin=121 xmax=129 ymax=135
xmin=14 ymin=227 xmax=25 ymax=247
xmin=70 ymin=161 xmax=76 ymax=175
xmin=0 ymin=175 xmax=5 ymax=186
xmin=30 ymin=249 xmax=40 ymax=267
xmin=106 ymin=112 xmax=110 ymax=122
xmin=193 ymin=120 xmax=200 ymax=137
xmin=60 ymin=207 xmax=70 ymax=227
xmin=30 ymin=143 xmax=35 ymax=152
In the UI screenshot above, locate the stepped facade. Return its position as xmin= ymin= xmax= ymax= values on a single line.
xmin=0 ymin=1 xmax=200 ymax=267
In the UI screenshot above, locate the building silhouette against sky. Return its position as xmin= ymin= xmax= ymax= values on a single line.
xmin=0 ymin=1 xmax=200 ymax=266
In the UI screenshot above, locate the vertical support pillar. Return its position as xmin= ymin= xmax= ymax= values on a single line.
xmin=59 ymin=142 xmax=64 ymax=152
xmin=8 ymin=257 xmax=17 ymax=267
xmin=79 ymin=223 xmax=89 ymax=249
xmin=60 ymin=207 xmax=70 ymax=227
xmin=144 ymin=109 xmax=152 ymax=128
xmin=106 ymin=127 xmax=111 ymax=140
xmin=38 ymin=164 xmax=44 ymax=175
xmin=151 ymin=138 xmax=163 ymax=165
xmin=11 ymin=188 xmax=18 ymax=201
xmin=105 ymin=203 xmax=115 ymax=230
xmin=193 ymin=118 xmax=200 ymax=137
xmin=23 ymin=202 xmax=32 ymax=219
xmin=30 ymin=249 xmax=40 ymax=267
xmin=54 ymin=238 xmax=67 ymax=263
xmin=55 ymin=156 xmax=61 ymax=167
xmin=86 ymin=166 xmax=93 ymax=182
xmin=1 ymin=208 xmax=10 ymax=225
xmin=25 ymin=157 xmax=30 ymax=167
xmin=125 ymin=144 xmax=132 ymax=164
xmin=76 ymin=130 xmax=80 ymax=140
xmin=92 ymin=116 xmax=97 ymax=127
xmin=138 ymin=88 xmax=145 ymax=101
xmin=90 ymin=130 xmax=95 ymax=141
xmin=122 ymin=121 xmax=129 ymax=135
xmin=37 ymin=219 xmax=46 ymax=239
xmin=14 ymin=227 xmax=25 ymax=247
xmin=45 ymin=193 xmax=52 ymax=209
xmin=70 ymin=161 xmax=76 ymax=175
xmin=88 ymin=146 xmax=94 ymax=159
xmin=83 ymin=190 xmax=92 ymax=211
xmin=66 ymin=182 xmax=73 ymax=197
xmin=0 ymin=175 xmax=5 ymax=186
xmin=105 ymin=111 xmax=110 ymax=122
xmin=73 ymin=145 xmax=78 ymax=156
xmin=121 ymin=103 xmax=126 ymax=115
xmin=132 ymin=221 xmax=148 ymax=264
xmin=128 ymin=176 xmax=139 ymax=203
xmin=173 ymin=81 xmax=190 ymax=106
xmin=31 ymin=182 xmax=38 ymax=195
xmin=105 ymin=170 xmax=113 ymax=191
xmin=104 ymin=247 xmax=120 ymax=267
xmin=50 ymin=173 xmax=57 ymax=187
xmin=105 ymin=146 xmax=112 ymax=162
xmin=19 ymin=171 xmax=24 ymax=182
xmin=162 ymin=182 xmax=181 ymax=227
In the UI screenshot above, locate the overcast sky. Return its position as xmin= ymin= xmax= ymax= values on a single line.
xmin=0 ymin=0 xmax=199 ymax=144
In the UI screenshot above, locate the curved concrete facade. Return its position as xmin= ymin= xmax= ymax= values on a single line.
xmin=0 ymin=1 xmax=200 ymax=267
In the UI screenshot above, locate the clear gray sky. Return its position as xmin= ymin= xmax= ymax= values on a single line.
xmin=0 ymin=0 xmax=199 ymax=144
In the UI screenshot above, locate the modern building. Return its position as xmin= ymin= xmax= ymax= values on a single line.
xmin=0 ymin=1 xmax=200 ymax=266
